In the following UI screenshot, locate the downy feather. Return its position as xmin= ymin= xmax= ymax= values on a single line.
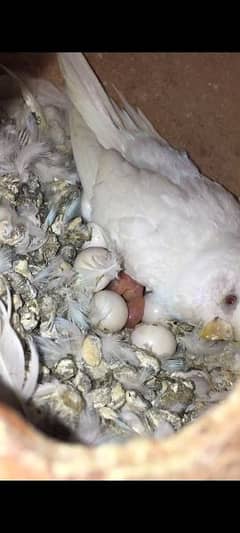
xmin=101 ymin=333 xmax=140 ymax=367
xmin=66 ymin=298 xmax=90 ymax=331
xmin=77 ymin=405 xmax=101 ymax=445
xmin=0 ymin=247 xmax=13 ymax=273
xmin=33 ymin=257 xmax=74 ymax=291
xmin=0 ymin=64 xmax=47 ymax=130
xmin=15 ymin=142 xmax=50 ymax=181
xmin=34 ymin=317 xmax=84 ymax=366
xmin=34 ymin=336 xmax=73 ymax=368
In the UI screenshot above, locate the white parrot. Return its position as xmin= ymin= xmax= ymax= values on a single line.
xmin=58 ymin=52 xmax=240 ymax=341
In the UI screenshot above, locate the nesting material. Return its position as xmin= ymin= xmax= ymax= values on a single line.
xmin=81 ymin=335 xmax=102 ymax=367
xmin=0 ymin=68 xmax=239 ymax=450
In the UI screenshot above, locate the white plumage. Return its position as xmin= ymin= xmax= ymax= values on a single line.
xmin=58 ymin=53 xmax=240 ymax=339
xmin=0 ymin=282 xmax=39 ymax=403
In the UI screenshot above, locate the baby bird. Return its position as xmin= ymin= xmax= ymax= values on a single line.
xmin=58 ymin=53 xmax=240 ymax=341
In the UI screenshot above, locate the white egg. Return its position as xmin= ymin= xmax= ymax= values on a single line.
xmin=131 ymin=324 xmax=176 ymax=359
xmin=90 ymin=290 xmax=128 ymax=332
xmin=73 ymin=246 xmax=121 ymax=292
xmin=143 ymin=293 xmax=167 ymax=324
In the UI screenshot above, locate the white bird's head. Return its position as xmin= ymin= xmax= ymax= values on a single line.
xmin=175 ymin=238 xmax=240 ymax=341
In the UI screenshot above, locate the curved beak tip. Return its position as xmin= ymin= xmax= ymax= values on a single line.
xmin=199 ymin=318 xmax=234 ymax=341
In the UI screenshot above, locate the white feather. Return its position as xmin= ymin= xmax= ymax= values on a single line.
xmin=0 ymin=298 xmax=25 ymax=392
xmin=15 ymin=142 xmax=50 ymax=181
xmin=54 ymin=316 xmax=83 ymax=338
xmin=179 ymin=330 xmax=228 ymax=357
xmin=34 ymin=317 xmax=84 ymax=367
xmin=23 ymin=232 xmax=46 ymax=256
xmin=18 ymin=204 xmax=45 ymax=240
xmin=22 ymin=337 xmax=39 ymax=400
xmin=0 ymin=247 xmax=13 ymax=273
xmin=113 ymin=367 xmax=152 ymax=395
xmin=33 ymin=257 xmax=74 ymax=291
xmin=77 ymin=406 xmax=101 ymax=445
xmin=119 ymin=408 xmax=148 ymax=435
xmin=66 ymin=299 xmax=90 ymax=331
xmin=26 ymin=77 xmax=69 ymax=110
xmin=0 ymin=283 xmax=38 ymax=402
xmin=33 ymin=149 xmax=77 ymax=188
xmin=34 ymin=336 xmax=72 ymax=368
xmin=0 ymin=65 xmax=47 ymax=128
xmin=0 ymin=128 xmax=17 ymax=175
xmin=0 ymin=199 xmax=45 ymax=255
xmin=34 ymin=159 xmax=76 ymax=184
xmin=33 ymin=381 xmax=59 ymax=401
xmin=58 ymin=53 xmax=126 ymax=152
xmin=111 ymin=84 xmax=166 ymax=141
xmin=101 ymin=333 xmax=139 ymax=367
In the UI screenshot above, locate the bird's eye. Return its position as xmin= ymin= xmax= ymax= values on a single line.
xmin=224 ymin=294 xmax=238 ymax=306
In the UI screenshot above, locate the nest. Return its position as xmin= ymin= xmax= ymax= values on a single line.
xmin=0 ymin=53 xmax=240 ymax=480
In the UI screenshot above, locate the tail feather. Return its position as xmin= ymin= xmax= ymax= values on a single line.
xmin=58 ymin=53 xmax=163 ymax=155
xmin=58 ymin=53 xmax=125 ymax=152
xmin=58 ymin=53 xmax=173 ymax=200
xmin=111 ymin=85 xmax=166 ymax=144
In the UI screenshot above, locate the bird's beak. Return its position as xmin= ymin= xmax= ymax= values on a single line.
xmin=199 ymin=317 xmax=234 ymax=341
